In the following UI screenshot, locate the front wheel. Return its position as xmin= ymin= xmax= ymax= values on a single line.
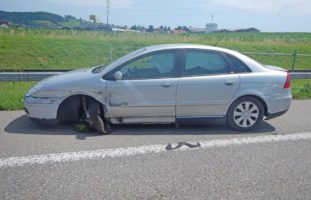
xmin=227 ymin=97 xmax=264 ymax=131
xmin=88 ymin=101 xmax=112 ymax=135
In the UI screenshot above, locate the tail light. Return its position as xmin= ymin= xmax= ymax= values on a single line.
xmin=284 ymin=71 xmax=291 ymax=89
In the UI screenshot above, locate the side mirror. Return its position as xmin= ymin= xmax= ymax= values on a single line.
xmin=114 ymin=71 xmax=123 ymax=80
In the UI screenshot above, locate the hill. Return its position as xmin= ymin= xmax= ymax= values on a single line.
xmin=0 ymin=10 xmax=64 ymax=25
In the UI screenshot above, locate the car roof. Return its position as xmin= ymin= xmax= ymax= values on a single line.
xmin=144 ymin=44 xmax=229 ymax=53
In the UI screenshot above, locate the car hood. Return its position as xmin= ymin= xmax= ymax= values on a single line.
xmin=39 ymin=67 xmax=96 ymax=87
xmin=26 ymin=66 xmax=107 ymax=98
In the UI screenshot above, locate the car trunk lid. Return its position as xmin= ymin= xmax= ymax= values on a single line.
xmin=265 ymin=65 xmax=287 ymax=72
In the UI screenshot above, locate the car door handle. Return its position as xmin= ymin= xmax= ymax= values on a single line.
xmin=161 ymin=83 xmax=172 ymax=88
xmin=224 ymin=81 xmax=234 ymax=86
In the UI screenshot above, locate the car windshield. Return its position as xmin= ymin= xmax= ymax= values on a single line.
xmin=92 ymin=47 xmax=146 ymax=74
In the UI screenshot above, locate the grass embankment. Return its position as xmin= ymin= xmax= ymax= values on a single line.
xmin=0 ymin=29 xmax=311 ymax=70
xmin=0 ymin=80 xmax=310 ymax=111
xmin=0 ymin=29 xmax=311 ymax=110
xmin=0 ymin=81 xmax=36 ymax=110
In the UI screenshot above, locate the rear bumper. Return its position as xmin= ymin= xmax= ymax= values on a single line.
xmin=265 ymin=92 xmax=292 ymax=119
xmin=266 ymin=110 xmax=288 ymax=120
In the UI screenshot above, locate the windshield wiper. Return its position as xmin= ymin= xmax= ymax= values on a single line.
xmin=92 ymin=65 xmax=105 ymax=73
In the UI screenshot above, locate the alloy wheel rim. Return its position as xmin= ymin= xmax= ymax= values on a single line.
xmin=233 ymin=102 xmax=259 ymax=128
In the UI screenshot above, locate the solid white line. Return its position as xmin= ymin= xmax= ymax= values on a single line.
xmin=1 ymin=132 xmax=311 ymax=168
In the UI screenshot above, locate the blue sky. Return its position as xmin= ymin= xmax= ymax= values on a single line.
xmin=1 ymin=0 xmax=311 ymax=32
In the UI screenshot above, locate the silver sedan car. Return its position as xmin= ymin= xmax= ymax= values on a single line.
xmin=25 ymin=44 xmax=292 ymax=134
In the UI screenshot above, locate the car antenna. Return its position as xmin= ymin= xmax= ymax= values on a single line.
xmin=109 ymin=48 xmax=113 ymax=63
xmin=214 ymin=34 xmax=226 ymax=47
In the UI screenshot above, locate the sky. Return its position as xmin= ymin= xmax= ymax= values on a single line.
xmin=1 ymin=0 xmax=311 ymax=32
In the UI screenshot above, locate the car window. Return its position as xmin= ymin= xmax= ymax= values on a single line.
xmin=183 ymin=50 xmax=231 ymax=76
xmin=119 ymin=51 xmax=177 ymax=80
xmin=226 ymin=53 xmax=251 ymax=73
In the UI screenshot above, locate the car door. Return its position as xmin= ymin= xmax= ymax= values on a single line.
xmin=106 ymin=50 xmax=180 ymax=124
xmin=176 ymin=49 xmax=240 ymax=119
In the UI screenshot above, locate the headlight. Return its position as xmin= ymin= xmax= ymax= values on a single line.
xmin=26 ymin=85 xmax=43 ymax=97
xmin=31 ymin=89 xmax=66 ymax=98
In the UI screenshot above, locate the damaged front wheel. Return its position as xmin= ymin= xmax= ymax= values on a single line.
xmin=88 ymin=101 xmax=112 ymax=135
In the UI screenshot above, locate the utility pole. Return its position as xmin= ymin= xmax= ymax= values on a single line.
xmin=106 ymin=0 xmax=110 ymax=27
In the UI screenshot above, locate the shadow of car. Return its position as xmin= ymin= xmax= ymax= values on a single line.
xmin=5 ymin=115 xmax=276 ymax=139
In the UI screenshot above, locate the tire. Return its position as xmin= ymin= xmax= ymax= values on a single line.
xmin=226 ymin=97 xmax=264 ymax=132
xmin=88 ymin=101 xmax=111 ymax=135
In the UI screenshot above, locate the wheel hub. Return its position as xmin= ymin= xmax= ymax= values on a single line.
xmin=233 ymin=101 xmax=259 ymax=128
xmin=242 ymin=111 xmax=251 ymax=119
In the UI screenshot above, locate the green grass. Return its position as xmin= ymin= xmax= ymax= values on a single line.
xmin=0 ymin=80 xmax=310 ymax=110
xmin=60 ymin=19 xmax=81 ymax=28
xmin=0 ymin=81 xmax=36 ymax=110
xmin=292 ymin=80 xmax=311 ymax=99
xmin=34 ymin=20 xmax=55 ymax=26
xmin=0 ymin=28 xmax=311 ymax=70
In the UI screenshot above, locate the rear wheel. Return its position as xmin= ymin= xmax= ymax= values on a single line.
xmin=227 ymin=97 xmax=264 ymax=131
xmin=88 ymin=101 xmax=111 ymax=135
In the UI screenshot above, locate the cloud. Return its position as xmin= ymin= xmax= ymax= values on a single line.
xmin=210 ymin=0 xmax=311 ymax=15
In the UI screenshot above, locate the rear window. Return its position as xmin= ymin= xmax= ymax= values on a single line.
xmin=226 ymin=54 xmax=251 ymax=73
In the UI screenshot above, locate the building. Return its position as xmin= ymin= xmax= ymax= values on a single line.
xmin=0 ymin=21 xmax=12 ymax=29
xmin=205 ymin=23 xmax=218 ymax=33
xmin=112 ymin=27 xmax=126 ymax=32
xmin=215 ymin=27 xmax=260 ymax=33
xmin=172 ymin=29 xmax=187 ymax=34
xmin=235 ymin=28 xmax=260 ymax=33
xmin=188 ymin=27 xmax=205 ymax=34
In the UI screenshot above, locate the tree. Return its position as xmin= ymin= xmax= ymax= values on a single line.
xmin=147 ymin=25 xmax=154 ymax=32
xmin=139 ymin=25 xmax=146 ymax=32
xmin=131 ymin=25 xmax=138 ymax=30
xmin=64 ymin=15 xmax=76 ymax=22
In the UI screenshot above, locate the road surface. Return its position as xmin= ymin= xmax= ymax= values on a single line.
xmin=0 ymin=100 xmax=311 ymax=199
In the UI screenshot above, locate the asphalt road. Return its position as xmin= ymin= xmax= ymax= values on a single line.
xmin=0 ymin=100 xmax=311 ymax=199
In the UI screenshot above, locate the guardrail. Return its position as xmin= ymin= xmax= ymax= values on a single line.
xmin=242 ymin=50 xmax=311 ymax=71
xmin=0 ymin=71 xmax=64 ymax=81
xmin=290 ymin=72 xmax=311 ymax=79
xmin=0 ymin=71 xmax=311 ymax=81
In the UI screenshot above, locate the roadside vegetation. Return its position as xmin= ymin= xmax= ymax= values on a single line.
xmin=291 ymin=80 xmax=311 ymax=100
xmin=0 ymin=28 xmax=311 ymax=110
xmin=1 ymin=29 xmax=311 ymax=70
xmin=0 ymin=81 xmax=36 ymax=110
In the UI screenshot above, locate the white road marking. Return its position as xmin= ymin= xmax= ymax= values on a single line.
xmin=1 ymin=132 xmax=311 ymax=168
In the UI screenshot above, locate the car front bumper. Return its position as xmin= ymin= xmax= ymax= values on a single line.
xmin=24 ymin=96 xmax=62 ymax=121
